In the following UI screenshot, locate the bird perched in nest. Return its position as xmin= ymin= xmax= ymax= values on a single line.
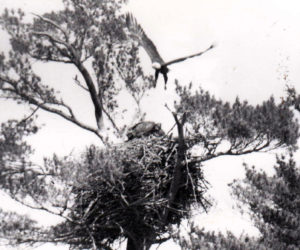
xmin=125 ymin=13 xmax=215 ymax=89
xmin=126 ymin=121 xmax=165 ymax=141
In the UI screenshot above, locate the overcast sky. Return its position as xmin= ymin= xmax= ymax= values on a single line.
xmin=1 ymin=0 xmax=300 ymax=249
xmin=128 ymin=0 xmax=300 ymax=102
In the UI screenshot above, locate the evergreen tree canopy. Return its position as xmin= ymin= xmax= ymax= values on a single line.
xmin=0 ymin=1 xmax=299 ymax=249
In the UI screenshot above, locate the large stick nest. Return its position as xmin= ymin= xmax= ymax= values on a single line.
xmin=54 ymin=136 xmax=209 ymax=247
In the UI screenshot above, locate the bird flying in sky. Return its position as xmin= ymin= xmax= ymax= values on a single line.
xmin=125 ymin=13 xmax=215 ymax=89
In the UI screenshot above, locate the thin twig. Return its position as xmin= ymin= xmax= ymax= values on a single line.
xmin=17 ymin=106 xmax=40 ymax=125
xmin=74 ymin=75 xmax=89 ymax=91
xmin=102 ymin=106 xmax=120 ymax=135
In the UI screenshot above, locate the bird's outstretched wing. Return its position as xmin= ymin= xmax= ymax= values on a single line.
xmin=163 ymin=44 xmax=215 ymax=66
xmin=126 ymin=13 xmax=165 ymax=65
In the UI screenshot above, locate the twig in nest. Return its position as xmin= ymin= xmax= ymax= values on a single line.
xmin=185 ymin=155 xmax=197 ymax=202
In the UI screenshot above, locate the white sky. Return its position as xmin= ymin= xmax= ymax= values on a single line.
xmin=1 ymin=0 xmax=300 ymax=249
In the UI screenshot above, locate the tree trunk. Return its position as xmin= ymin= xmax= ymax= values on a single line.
xmin=126 ymin=236 xmax=151 ymax=250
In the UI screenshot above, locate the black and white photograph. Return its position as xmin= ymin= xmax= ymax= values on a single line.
xmin=0 ymin=0 xmax=300 ymax=249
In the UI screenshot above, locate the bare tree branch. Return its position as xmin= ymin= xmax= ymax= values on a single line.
xmin=74 ymin=75 xmax=89 ymax=91
xmin=10 ymin=195 xmax=75 ymax=224
xmin=75 ymin=62 xmax=103 ymax=130
xmin=0 ymin=76 xmax=105 ymax=142
xmin=102 ymin=106 xmax=120 ymax=135
xmin=17 ymin=106 xmax=40 ymax=124
xmin=32 ymin=32 xmax=69 ymax=48
xmin=29 ymin=53 xmax=73 ymax=63
xmin=189 ymin=140 xmax=272 ymax=164
xmin=163 ymin=111 xmax=187 ymax=224
xmin=32 ymin=13 xmax=69 ymax=42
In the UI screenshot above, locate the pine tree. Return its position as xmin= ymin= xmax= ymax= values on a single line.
xmin=0 ymin=1 xmax=299 ymax=249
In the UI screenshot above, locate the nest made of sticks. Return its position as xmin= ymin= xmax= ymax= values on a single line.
xmin=66 ymin=136 xmax=209 ymax=243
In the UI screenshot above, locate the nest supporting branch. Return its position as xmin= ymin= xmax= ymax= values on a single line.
xmin=163 ymin=112 xmax=187 ymax=224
